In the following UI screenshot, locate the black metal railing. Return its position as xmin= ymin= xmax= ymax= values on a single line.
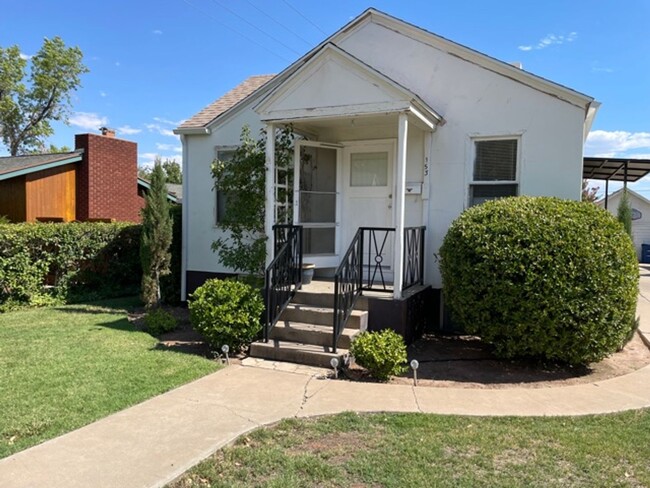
xmin=403 ymin=226 xmax=425 ymax=290
xmin=360 ymin=227 xmax=394 ymax=292
xmin=264 ymin=224 xmax=303 ymax=342
xmin=332 ymin=226 xmax=426 ymax=350
xmin=333 ymin=228 xmax=363 ymax=353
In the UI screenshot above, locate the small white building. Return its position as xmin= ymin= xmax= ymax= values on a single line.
xmin=175 ymin=8 xmax=599 ymax=355
xmin=599 ymin=188 xmax=650 ymax=261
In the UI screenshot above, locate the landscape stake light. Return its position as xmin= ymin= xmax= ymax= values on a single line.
xmin=222 ymin=344 xmax=230 ymax=365
xmin=330 ymin=357 xmax=339 ymax=379
xmin=410 ymin=359 xmax=419 ymax=386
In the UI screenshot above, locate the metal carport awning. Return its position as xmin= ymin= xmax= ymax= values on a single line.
xmin=583 ymin=156 xmax=650 ymax=209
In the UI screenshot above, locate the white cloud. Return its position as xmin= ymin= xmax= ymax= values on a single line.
xmin=69 ymin=112 xmax=109 ymax=131
xmin=19 ymin=52 xmax=32 ymax=60
xmin=156 ymin=143 xmax=182 ymax=152
xmin=592 ymin=66 xmax=614 ymax=73
xmin=152 ymin=29 xmax=163 ymax=35
xmin=518 ymin=31 xmax=577 ymax=51
xmin=145 ymin=117 xmax=180 ymax=138
xmin=585 ymin=130 xmax=650 ymax=156
xmin=100 ymin=91 xmax=107 ymax=97
xmin=117 ymin=125 xmax=142 ymax=135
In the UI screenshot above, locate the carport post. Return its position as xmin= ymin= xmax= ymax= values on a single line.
xmin=605 ymin=180 xmax=609 ymax=210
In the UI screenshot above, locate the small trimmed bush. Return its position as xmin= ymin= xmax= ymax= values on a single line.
xmin=350 ymin=329 xmax=408 ymax=381
xmin=189 ymin=279 xmax=264 ymax=353
xmin=439 ymin=196 xmax=639 ymax=365
xmin=144 ymin=308 xmax=177 ymax=336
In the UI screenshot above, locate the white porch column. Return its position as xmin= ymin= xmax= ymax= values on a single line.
xmin=264 ymin=123 xmax=276 ymax=268
xmin=393 ymin=113 xmax=408 ymax=299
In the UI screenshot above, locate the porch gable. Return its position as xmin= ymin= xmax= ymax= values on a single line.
xmin=255 ymin=43 xmax=443 ymax=127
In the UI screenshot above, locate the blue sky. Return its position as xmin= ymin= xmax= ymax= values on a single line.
xmin=1 ymin=0 xmax=649 ymax=195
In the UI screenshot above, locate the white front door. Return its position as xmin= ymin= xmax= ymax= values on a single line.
xmin=341 ymin=141 xmax=395 ymax=280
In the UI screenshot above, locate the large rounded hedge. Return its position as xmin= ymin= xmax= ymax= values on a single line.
xmin=439 ymin=196 xmax=639 ymax=365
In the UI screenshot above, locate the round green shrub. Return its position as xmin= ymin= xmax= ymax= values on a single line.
xmin=189 ymin=278 xmax=264 ymax=353
xmin=144 ymin=308 xmax=177 ymax=336
xmin=350 ymin=329 xmax=408 ymax=381
xmin=439 ymin=196 xmax=639 ymax=365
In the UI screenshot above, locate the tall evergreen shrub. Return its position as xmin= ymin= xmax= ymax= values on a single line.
xmin=140 ymin=162 xmax=172 ymax=307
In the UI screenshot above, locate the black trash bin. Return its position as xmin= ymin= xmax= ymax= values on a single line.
xmin=642 ymin=244 xmax=650 ymax=264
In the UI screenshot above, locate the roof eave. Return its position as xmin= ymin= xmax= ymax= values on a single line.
xmin=0 ymin=154 xmax=83 ymax=181
xmin=173 ymin=127 xmax=211 ymax=135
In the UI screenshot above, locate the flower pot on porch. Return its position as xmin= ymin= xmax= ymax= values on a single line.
xmin=302 ymin=263 xmax=316 ymax=285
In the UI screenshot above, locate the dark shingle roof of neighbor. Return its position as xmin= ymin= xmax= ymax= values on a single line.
xmin=177 ymin=75 xmax=275 ymax=129
xmin=0 ymin=150 xmax=84 ymax=178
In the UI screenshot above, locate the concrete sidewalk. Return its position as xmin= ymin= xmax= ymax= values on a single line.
xmin=2 ymin=271 xmax=650 ymax=488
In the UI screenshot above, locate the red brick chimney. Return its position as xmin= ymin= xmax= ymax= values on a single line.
xmin=75 ymin=132 xmax=142 ymax=222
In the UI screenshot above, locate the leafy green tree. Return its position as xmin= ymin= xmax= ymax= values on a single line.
xmin=27 ymin=143 xmax=72 ymax=154
xmin=138 ymin=157 xmax=182 ymax=184
xmin=162 ymin=159 xmax=182 ymax=184
xmin=140 ymin=162 xmax=172 ymax=307
xmin=0 ymin=37 xmax=88 ymax=156
xmin=211 ymin=125 xmax=293 ymax=276
xmin=617 ymin=188 xmax=633 ymax=237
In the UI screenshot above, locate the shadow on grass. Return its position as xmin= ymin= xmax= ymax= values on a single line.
xmin=53 ymin=296 xmax=142 ymax=316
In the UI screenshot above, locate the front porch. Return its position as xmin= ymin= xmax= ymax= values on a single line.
xmin=248 ymin=43 xmax=445 ymax=366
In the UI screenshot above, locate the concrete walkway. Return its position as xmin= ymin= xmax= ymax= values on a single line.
xmin=2 ymin=274 xmax=650 ymax=488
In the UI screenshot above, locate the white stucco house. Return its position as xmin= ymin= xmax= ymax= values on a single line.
xmin=599 ymin=188 xmax=650 ymax=261
xmin=175 ymin=8 xmax=599 ymax=363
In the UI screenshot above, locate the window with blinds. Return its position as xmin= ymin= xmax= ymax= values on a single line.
xmin=470 ymin=139 xmax=518 ymax=206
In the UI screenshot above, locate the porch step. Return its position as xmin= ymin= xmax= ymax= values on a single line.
xmin=292 ymin=290 xmax=369 ymax=311
xmin=269 ymin=321 xmax=359 ymax=349
xmin=249 ymin=340 xmax=349 ymax=369
xmin=280 ymin=304 xmax=368 ymax=330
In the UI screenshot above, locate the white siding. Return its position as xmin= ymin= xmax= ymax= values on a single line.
xmin=602 ymin=191 xmax=650 ymax=260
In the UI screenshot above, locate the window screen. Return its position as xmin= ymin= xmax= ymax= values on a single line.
xmin=215 ymin=149 xmax=236 ymax=225
xmin=470 ymin=139 xmax=518 ymax=206
xmin=473 ymin=139 xmax=517 ymax=181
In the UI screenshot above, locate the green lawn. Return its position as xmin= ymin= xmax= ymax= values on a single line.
xmin=170 ymin=410 xmax=650 ymax=488
xmin=0 ymin=297 xmax=219 ymax=458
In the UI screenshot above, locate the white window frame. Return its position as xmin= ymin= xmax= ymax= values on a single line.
xmin=213 ymin=145 xmax=238 ymax=227
xmin=467 ymin=135 xmax=521 ymax=207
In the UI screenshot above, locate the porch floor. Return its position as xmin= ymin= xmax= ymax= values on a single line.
xmin=300 ymin=278 xmax=395 ymax=300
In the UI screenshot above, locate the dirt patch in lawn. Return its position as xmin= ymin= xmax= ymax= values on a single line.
xmin=344 ymin=332 xmax=650 ymax=389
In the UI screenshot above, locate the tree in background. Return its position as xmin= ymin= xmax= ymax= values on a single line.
xmin=27 ymin=143 xmax=71 ymax=154
xmin=138 ymin=157 xmax=182 ymax=184
xmin=0 ymin=37 xmax=88 ymax=156
xmin=140 ymin=162 xmax=172 ymax=307
xmin=617 ymin=188 xmax=633 ymax=237
xmin=581 ymin=179 xmax=599 ymax=203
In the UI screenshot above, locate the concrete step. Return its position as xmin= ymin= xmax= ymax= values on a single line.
xmin=292 ymin=290 xmax=369 ymax=311
xmin=280 ymin=304 xmax=368 ymax=330
xmin=249 ymin=340 xmax=348 ymax=368
xmin=269 ymin=321 xmax=360 ymax=349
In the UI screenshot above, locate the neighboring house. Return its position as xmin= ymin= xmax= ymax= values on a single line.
xmin=598 ymin=188 xmax=650 ymax=260
xmin=175 ymin=8 xmax=599 ymax=361
xmin=0 ymin=129 xmax=177 ymax=223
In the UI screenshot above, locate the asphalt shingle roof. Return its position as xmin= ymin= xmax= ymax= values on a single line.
xmin=177 ymin=74 xmax=275 ymax=130
xmin=0 ymin=150 xmax=84 ymax=177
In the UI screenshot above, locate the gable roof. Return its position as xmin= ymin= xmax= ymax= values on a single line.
xmin=597 ymin=188 xmax=650 ymax=208
xmin=176 ymin=8 xmax=597 ymax=136
xmin=177 ymin=75 xmax=274 ymax=131
xmin=255 ymin=43 xmax=444 ymax=128
xmin=137 ymin=178 xmax=180 ymax=204
xmin=0 ymin=150 xmax=84 ymax=181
